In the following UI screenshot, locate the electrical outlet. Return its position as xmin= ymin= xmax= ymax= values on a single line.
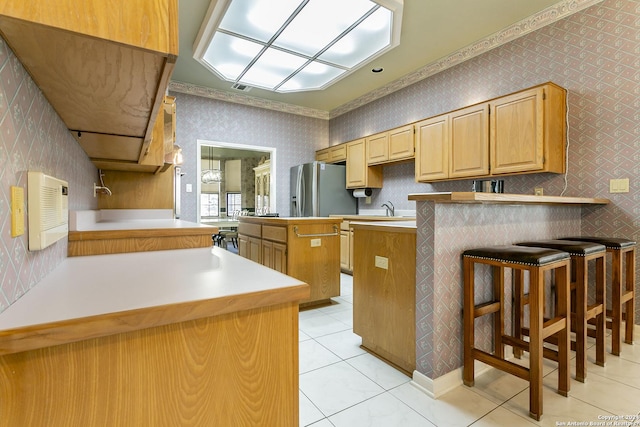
xmin=534 ymin=187 xmax=544 ymax=196
xmin=374 ymin=255 xmax=389 ymax=270
xmin=310 ymin=238 xmax=321 ymax=247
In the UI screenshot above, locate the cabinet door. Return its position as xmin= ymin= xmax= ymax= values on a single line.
xmin=340 ymin=231 xmax=350 ymax=270
xmin=415 ymin=115 xmax=449 ymax=181
xmin=366 ymin=132 xmax=389 ymax=165
xmin=450 ymin=103 xmax=489 ymax=178
xmin=388 ymin=124 xmax=415 ymax=161
xmin=346 ymin=139 xmax=383 ymax=189
xmin=248 ymin=237 xmax=261 ymax=264
xmin=315 ymin=149 xmax=330 ymax=162
xmin=261 ymin=240 xmax=273 ymax=268
xmin=490 ymin=87 xmax=544 ymax=174
xmin=272 ymin=242 xmax=287 ymax=274
xmin=238 ymin=234 xmax=249 ymax=258
xmin=346 ymin=139 xmax=367 ymax=188
xmin=349 ymin=229 xmax=354 ymax=273
xmin=329 ymin=144 xmax=347 ymax=163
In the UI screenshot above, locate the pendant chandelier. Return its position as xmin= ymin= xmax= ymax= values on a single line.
xmin=201 ymin=146 xmax=223 ymax=183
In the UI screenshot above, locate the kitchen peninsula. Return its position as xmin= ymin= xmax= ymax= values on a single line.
xmin=0 ymin=247 xmax=309 ymax=426
xmin=238 ymin=216 xmax=342 ymax=306
xmin=67 ymin=209 xmax=217 ymax=256
xmin=406 ymin=192 xmax=609 ymax=396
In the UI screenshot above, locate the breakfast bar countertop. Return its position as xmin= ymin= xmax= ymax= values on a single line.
xmin=408 ymin=192 xmax=610 ymax=205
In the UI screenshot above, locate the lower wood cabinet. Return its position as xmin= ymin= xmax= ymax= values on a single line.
xmin=352 ymin=223 xmax=416 ymax=374
xmin=239 ymin=217 xmax=341 ymax=306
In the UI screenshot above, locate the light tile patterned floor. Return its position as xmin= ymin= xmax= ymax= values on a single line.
xmin=299 ymin=274 xmax=640 ymax=426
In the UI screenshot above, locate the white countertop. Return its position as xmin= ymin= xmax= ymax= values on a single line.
xmin=69 ymin=209 xmax=212 ymax=231
xmin=72 ymin=218 xmax=214 ymax=231
xmin=0 ymin=247 xmax=305 ymax=332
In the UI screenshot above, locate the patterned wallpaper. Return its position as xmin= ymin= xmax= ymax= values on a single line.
xmin=0 ymin=37 xmax=97 ymax=313
xmin=171 ymin=92 xmax=328 ymax=222
xmin=327 ymin=0 xmax=639 ymax=380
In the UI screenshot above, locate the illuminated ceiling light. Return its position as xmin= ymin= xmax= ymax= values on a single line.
xmin=193 ymin=0 xmax=403 ymax=93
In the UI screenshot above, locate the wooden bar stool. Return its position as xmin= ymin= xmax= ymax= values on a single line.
xmin=516 ymin=240 xmax=606 ymax=382
xmin=463 ymin=245 xmax=571 ymax=421
xmin=562 ymin=237 xmax=636 ymax=355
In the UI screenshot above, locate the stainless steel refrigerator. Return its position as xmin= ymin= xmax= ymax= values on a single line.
xmin=290 ymin=162 xmax=357 ymax=217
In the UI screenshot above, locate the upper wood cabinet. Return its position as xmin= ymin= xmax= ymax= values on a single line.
xmin=490 ymin=84 xmax=565 ymax=175
xmin=346 ymin=138 xmax=383 ymax=189
xmin=366 ymin=125 xmax=414 ymax=165
xmin=415 ymin=82 xmax=566 ymax=182
xmin=415 ymin=115 xmax=449 ymax=181
xmin=0 ymin=0 xmax=178 ymax=173
xmin=449 ymin=103 xmax=489 ymax=178
xmin=315 ymin=143 xmax=347 ymax=164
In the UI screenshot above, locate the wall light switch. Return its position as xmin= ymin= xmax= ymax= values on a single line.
xmin=186 ymin=183 xmax=193 ymax=193
xmin=374 ymin=255 xmax=389 ymax=270
xmin=609 ymin=178 xmax=629 ymax=193
xmin=310 ymin=238 xmax=321 ymax=247
xmin=11 ymin=186 xmax=25 ymax=237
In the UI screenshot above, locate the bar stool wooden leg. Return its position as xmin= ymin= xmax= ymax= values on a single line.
xmin=574 ymin=257 xmax=587 ymax=382
xmin=513 ymin=270 xmax=525 ymax=359
xmin=595 ymin=254 xmax=606 ymax=367
xmin=623 ymin=248 xmax=635 ymax=345
xmin=612 ymin=249 xmax=623 ymax=356
xmin=463 ymin=256 xmax=475 ymax=387
xmin=529 ymin=267 xmax=544 ymax=420
xmin=493 ymin=266 xmax=505 ymax=359
xmin=556 ymin=262 xmax=571 ymax=398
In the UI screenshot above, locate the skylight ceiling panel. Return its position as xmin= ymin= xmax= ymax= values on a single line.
xmin=318 ymin=7 xmax=392 ymax=68
xmin=279 ymin=62 xmax=346 ymax=92
xmin=203 ymin=32 xmax=263 ymax=80
xmin=273 ymin=0 xmax=376 ymax=58
xmin=218 ymin=0 xmax=302 ymax=43
xmin=240 ymin=48 xmax=307 ymax=89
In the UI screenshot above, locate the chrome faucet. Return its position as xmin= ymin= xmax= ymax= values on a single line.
xmin=381 ymin=201 xmax=395 ymax=217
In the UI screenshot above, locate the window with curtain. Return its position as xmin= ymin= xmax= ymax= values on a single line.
xmin=201 ymin=193 xmax=219 ymax=217
xmin=227 ymin=193 xmax=241 ymax=216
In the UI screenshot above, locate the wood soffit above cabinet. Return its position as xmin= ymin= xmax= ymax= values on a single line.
xmin=0 ymin=0 xmax=179 ymax=173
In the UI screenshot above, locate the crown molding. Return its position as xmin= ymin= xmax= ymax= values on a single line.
xmin=328 ymin=0 xmax=604 ymax=119
xmin=170 ymin=0 xmax=603 ymax=121
xmin=168 ymin=81 xmax=330 ymax=120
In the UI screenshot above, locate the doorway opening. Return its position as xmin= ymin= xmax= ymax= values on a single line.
xmin=196 ymin=139 xmax=276 ymax=224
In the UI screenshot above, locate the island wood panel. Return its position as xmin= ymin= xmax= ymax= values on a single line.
xmin=68 ymin=234 xmax=214 ymax=256
xmin=287 ymin=222 xmax=340 ymax=306
xmin=0 ymin=302 xmax=299 ymax=427
xmin=353 ymin=225 xmax=416 ymax=374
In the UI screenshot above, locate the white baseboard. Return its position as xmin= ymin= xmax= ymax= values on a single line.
xmin=411 ymin=347 xmax=514 ymax=399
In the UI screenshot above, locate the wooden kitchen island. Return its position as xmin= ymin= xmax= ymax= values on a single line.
xmin=238 ymin=216 xmax=342 ymax=307
xmin=406 ymin=192 xmax=609 ymax=397
xmin=0 ymin=247 xmax=309 ymax=426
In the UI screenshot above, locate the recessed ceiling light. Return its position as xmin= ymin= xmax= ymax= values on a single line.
xmin=371 ymin=67 xmax=384 ymax=73
xmin=194 ymin=0 xmax=403 ymax=93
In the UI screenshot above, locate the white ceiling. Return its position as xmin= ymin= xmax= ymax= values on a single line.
xmin=170 ymin=0 xmax=602 ymax=118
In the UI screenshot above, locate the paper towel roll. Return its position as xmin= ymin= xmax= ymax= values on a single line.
xmin=353 ymin=188 xmax=372 ymax=198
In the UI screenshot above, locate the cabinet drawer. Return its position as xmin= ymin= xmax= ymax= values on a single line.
xmin=262 ymin=225 xmax=287 ymax=243
xmin=238 ymin=222 xmax=261 ymax=238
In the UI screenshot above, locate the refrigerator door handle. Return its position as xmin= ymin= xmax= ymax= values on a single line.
xmin=296 ymin=165 xmax=303 ymax=217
